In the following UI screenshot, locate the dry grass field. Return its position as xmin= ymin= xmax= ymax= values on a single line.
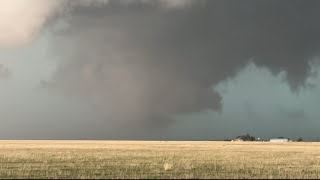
xmin=0 ymin=141 xmax=320 ymax=179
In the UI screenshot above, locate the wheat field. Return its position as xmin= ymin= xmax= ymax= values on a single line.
xmin=0 ymin=141 xmax=320 ymax=179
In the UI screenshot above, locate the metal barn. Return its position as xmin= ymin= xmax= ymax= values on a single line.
xmin=270 ymin=138 xmax=289 ymax=143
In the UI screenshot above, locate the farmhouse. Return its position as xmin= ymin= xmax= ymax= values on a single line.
xmin=270 ymin=138 xmax=289 ymax=143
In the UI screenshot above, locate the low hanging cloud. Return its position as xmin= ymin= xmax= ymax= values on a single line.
xmin=3 ymin=0 xmax=320 ymax=130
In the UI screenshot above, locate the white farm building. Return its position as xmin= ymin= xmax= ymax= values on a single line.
xmin=270 ymin=138 xmax=289 ymax=143
xmin=231 ymin=138 xmax=244 ymax=142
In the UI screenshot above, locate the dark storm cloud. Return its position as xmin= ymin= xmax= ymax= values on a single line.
xmin=279 ymin=107 xmax=306 ymax=121
xmin=45 ymin=0 xmax=320 ymax=129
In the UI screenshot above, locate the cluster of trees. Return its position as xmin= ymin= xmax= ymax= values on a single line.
xmin=236 ymin=134 xmax=256 ymax=141
xmin=297 ymin=137 xmax=303 ymax=142
xmin=226 ymin=134 xmax=304 ymax=142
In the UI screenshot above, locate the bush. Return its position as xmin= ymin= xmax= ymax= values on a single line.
xmin=297 ymin=137 xmax=303 ymax=142
xmin=236 ymin=134 xmax=256 ymax=141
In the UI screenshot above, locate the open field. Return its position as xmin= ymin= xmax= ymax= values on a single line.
xmin=1 ymin=141 xmax=320 ymax=179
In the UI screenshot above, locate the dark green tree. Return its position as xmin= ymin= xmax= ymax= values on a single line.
xmin=236 ymin=134 xmax=256 ymax=141
xmin=297 ymin=137 xmax=303 ymax=142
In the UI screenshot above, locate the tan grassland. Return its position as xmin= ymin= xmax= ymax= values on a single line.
xmin=0 ymin=141 xmax=320 ymax=179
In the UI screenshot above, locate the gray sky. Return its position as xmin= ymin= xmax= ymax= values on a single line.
xmin=1 ymin=0 xmax=320 ymax=140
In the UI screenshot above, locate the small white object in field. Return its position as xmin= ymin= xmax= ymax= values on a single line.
xmin=163 ymin=163 xmax=173 ymax=171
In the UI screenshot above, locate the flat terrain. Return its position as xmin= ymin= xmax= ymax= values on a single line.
xmin=0 ymin=141 xmax=320 ymax=179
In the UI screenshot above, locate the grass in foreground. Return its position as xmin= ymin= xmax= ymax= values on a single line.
xmin=0 ymin=141 xmax=320 ymax=179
